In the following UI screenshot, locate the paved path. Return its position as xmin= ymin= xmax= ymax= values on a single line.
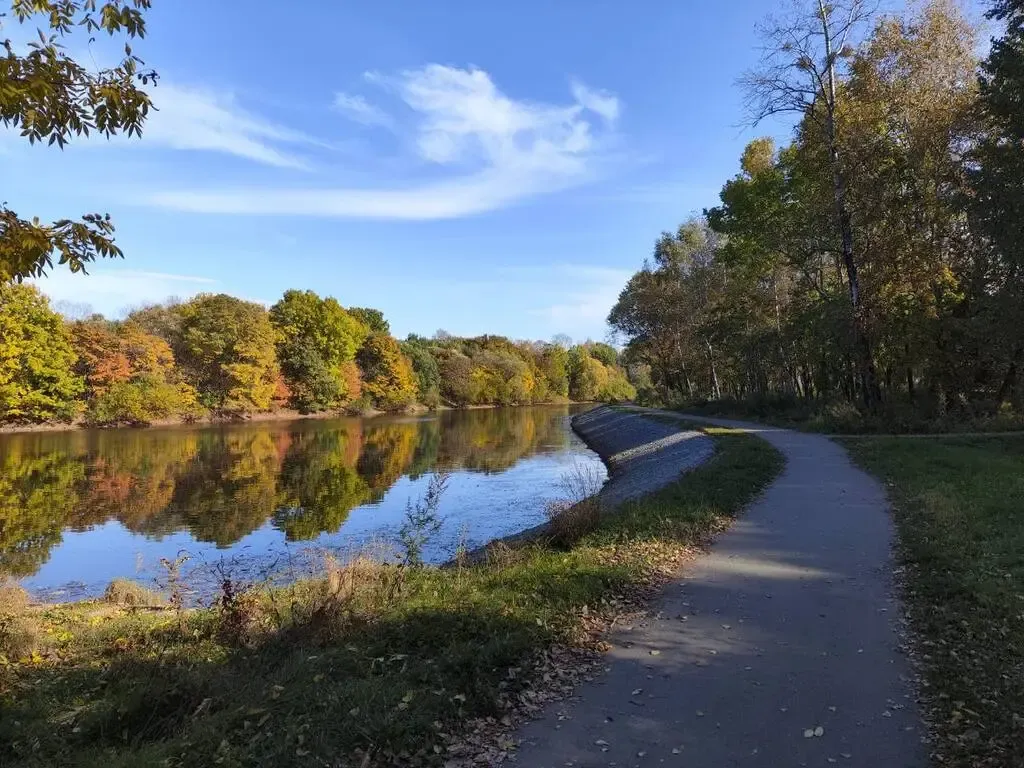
xmin=513 ymin=408 xmax=926 ymax=768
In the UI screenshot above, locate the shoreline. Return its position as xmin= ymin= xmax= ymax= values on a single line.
xmin=455 ymin=406 xmax=716 ymax=560
xmin=0 ymin=399 xmax=585 ymax=436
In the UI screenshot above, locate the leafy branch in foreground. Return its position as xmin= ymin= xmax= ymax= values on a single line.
xmin=1 ymin=0 xmax=157 ymax=281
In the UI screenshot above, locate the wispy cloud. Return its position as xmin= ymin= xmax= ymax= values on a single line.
xmin=146 ymin=66 xmax=622 ymax=220
xmin=333 ymin=92 xmax=394 ymax=128
xmin=570 ymin=80 xmax=620 ymax=123
xmin=32 ymin=268 xmax=217 ymax=318
xmin=501 ymin=264 xmax=631 ymax=337
xmin=139 ymin=83 xmax=319 ymax=169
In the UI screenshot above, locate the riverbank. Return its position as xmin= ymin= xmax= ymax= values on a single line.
xmin=0 ymin=411 xmax=782 ymax=767
xmin=0 ymin=398 xmax=582 ymax=435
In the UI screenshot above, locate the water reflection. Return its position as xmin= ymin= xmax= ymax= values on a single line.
xmin=0 ymin=406 xmax=601 ymax=596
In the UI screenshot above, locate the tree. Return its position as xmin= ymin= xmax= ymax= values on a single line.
xmin=743 ymin=0 xmax=882 ymax=406
xmin=72 ymin=318 xmax=199 ymax=424
xmin=540 ymin=343 xmax=570 ymax=397
xmin=1 ymin=0 xmax=157 ymax=282
xmin=357 ymin=333 xmax=418 ymax=411
xmin=972 ymin=0 xmax=1024 ymax=406
xmin=269 ymin=290 xmax=369 ymax=412
xmin=176 ymin=294 xmax=279 ymax=413
xmin=437 ymin=349 xmax=475 ymax=406
xmin=598 ymin=366 xmax=637 ymax=403
xmin=401 ymin=338 xmax=442 ymax=408
xmin=0 ymin=283 xmax=82 ymax=421
xmin=588 ymin=342 xmax=619 ymax=367
xmin=347 ymin=307 xmax=390 ymax=335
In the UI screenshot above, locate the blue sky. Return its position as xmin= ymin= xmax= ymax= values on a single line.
xmin=5 ymin=0 xmax=983 ymax=341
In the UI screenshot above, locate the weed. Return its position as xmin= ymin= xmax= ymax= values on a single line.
xmin=399 ymin=471 xmax=450 ymax=566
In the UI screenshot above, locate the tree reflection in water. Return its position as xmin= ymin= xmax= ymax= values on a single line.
xmin=0 ymin=406 xmax=595 ymax=590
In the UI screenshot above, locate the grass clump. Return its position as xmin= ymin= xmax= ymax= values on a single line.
xmin=0 ymin=581 xmax=39 ymax=662
xmin=544 ymin=461 xmax=606 ymax=548
xmin=0 ymin=425 xmax=782 ymax=768
xmin=843 ymin=435 xmax=1024 ymax=766
xmin=102 ymin=579 xmax=165 ymax=607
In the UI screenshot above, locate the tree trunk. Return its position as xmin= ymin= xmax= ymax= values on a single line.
xmin=704 ymin=339 xmax=722 ymax=399
xmin=819 ymin=0 xmax=881 ymax=410
xmin=996 ymin=346 xmax=1023 ymax=409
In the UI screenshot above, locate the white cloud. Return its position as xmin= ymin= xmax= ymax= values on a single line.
xmin=333 ymin=92 xmax=394 ymax=128
xmin=570 ymin=80 xmax=620 ymax=123
xmin=146 ymin=65 xmax=622 ymax=220
xmin=31 ymin=268 xmax=216 ymax=318
xmin=140 ymin=83 xmax=317 ymax=169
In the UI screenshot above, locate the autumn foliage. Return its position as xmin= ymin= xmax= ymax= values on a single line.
xmin=0 ymin=285 xmax=634 ymax=425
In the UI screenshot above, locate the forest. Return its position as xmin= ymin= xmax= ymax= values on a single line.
xmin=0 ymin=284 xmax=635 ymax=426
xmin=610 ymin=0 xmax=1024 ymax=429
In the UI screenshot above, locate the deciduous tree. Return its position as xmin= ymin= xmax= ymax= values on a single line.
xmin=0 ymin=283 xmax=82 ymax=421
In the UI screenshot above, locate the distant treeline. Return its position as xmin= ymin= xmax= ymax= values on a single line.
xmin=0 ymin=284 xmax=635 ymax=426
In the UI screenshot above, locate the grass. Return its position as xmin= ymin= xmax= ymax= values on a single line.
xmin=674 ymin=394 xmax=1024 ymax=434
xmin=102 ymin=579 xmax=166 ymax=608
xmin=843 ymin=435 xmax=1024 ymax=767
xmin=0 ymin=425 xmax=782 ymax=768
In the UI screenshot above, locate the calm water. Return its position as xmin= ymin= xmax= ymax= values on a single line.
xmin=0 ymin=405 xmax=603 ymax=601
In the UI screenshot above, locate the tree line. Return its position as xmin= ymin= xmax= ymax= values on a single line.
xmin=610 ymin=0 xmax=1024 ymax=425
xmin=0 ymin=283 xmax=635 ymax=425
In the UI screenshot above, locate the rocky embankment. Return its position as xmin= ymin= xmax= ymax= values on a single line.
xmin=571 ymin=405 xmax=715 ymax=509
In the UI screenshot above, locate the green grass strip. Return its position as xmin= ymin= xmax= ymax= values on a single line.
xmin=843 ymin=435 xmax=1024 ymax=767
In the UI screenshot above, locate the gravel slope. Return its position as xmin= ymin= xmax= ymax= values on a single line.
xmin=571 ymin=406 xmax=715 ymax=509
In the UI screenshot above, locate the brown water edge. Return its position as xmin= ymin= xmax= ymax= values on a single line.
xmin=0 ymin=398 xmax=582 ymax=435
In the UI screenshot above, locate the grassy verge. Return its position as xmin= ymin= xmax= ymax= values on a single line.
xmin=673 ymin=395 xmax=1024 ymax=434
xmin=0 ymin=426 xmax=782 ymax=768
xmin=842 ymin=435 xmax=1024 ymax=767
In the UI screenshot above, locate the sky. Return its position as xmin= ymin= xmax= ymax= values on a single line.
xmin=3 ymin=0 xmax=988 ymax=342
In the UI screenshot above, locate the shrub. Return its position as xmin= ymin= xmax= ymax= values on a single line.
xmin=87 ymin=378 xmax=202 ymax=426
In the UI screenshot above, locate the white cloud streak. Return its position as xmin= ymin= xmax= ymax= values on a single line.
xmin=333 ymin=92 xmax=394 ymax=127
xmin=146 ymin=66 xmax=621 ymax=220
xmin=139 ymin=83 xmax=318 ymax=169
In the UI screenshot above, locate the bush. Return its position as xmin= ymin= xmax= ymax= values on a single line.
xmin=87 ymin=378 xmax=202 ymax=426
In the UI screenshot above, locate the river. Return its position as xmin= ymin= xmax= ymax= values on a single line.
xmin=0 ymin=405 xmax=604 ymax=601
